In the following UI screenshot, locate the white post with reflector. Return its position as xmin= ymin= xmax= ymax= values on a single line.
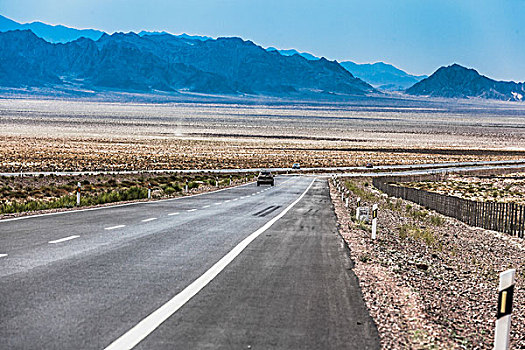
xmin=356 ymin=197 xmax=361 ymax=220
xmin=371 ymin=204 xmax=378 ymax=239
xmin=147 ymin=183 xmax=151 ymax=199
xmin=76 ymin=182 xmax=81 ymax=206
xmin=345 ymin=197 xmax=349 ymax=208
xmin=229 ymin=175 xmax=232 ymax=186
xmin=216 ymin=176 xmax=219 ymax=187
xmin=494 ymin=269 xmax=516 ymax=350
xmin=185 ymin=179 xmax=189 ymax=193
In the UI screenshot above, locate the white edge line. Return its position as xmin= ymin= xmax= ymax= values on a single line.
xmin=105 ymin=225 xmax=126 ymax=230
xmin=0 ymin=254 xmax=7 ymax=258
xmin=168 ymin=212 xmax=180 ymax=216
xmin=0 ymin=180 xmax=259 ymax=224
xmin=48 ymin=235 xmax=80 ymax=244
xmin=141 ymin=218 xmax=157 ymax=222
xmin=103 ymin=178 xmax=316 ymax=350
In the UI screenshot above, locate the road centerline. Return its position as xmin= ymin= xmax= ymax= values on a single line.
xmin=202 ymin=205 xmax=210 ymax=209
xmin=168 ymin=212 xmax=180 ymax=216
xmin=103 ymin=178 xmax=315 ymax=350
xmin=0 ymin=254 xmax=7 ymax=258
xmin=187 ymin=209 xmax=197 ymax=212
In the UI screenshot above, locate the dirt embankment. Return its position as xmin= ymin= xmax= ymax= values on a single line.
xmin=330 ymin=177 xmax=525 ymax=349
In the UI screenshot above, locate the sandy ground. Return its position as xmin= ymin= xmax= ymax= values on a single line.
xmin=1 ymin=97 xmax=525 ymax=172
xmin=403 ymin=172 xmax=525 ymax=204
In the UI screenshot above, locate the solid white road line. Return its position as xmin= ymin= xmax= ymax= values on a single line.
xmin=141 ymin=218 xmax=157 ymax=223
xmin=104 ymin=178 xmax=315 ymax=350
xmin=0 ymin=254 xmax=7 ymax=258
xmin=202 ymin=205 xmax=210 ymax=209
xmin=49 ymin=235 xmax=80 ymax=244
xmin=187 ymin=209 xmax=197 ymax=212
xmin=105 ymin=225 xmax=126 ymax=230
xmin=168 ymin=212 xmax=180 ymax=216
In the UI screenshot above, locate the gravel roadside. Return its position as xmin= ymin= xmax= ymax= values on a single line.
xmin=330 ymin=177 xmax=524 ymax=349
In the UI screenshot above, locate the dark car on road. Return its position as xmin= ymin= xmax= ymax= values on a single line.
xmin=257 ymin=170 xmax=274 ymax=186
xmin=292 ymin=163 xmax=300 ymax=169
xmin=365 ymin=162 xmax=374 ymax=168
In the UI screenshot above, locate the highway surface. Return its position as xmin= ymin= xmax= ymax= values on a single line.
xmin=0 ymin=176 xmax=379 ymax=349
xmin=2 ymin=158 xmax=524 ymax=177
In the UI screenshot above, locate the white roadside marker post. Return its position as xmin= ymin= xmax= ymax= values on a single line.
xmin=356 ymin=197 xmax=361 ymax=220
xmin=185 ymin=179 xmax=189 ymax=193
xmin=147 ymin=183 xmax=151 ymax=199
xmin=494 ymin=269 xmax=516 ymax=350
xmin=229 ymin=175 xmax=232 ymax=186
xmin=216 ymin=176 xmax=219 ymax=187
xmin=341 ymin=192 xmax=344 ymax=202
xmin=371 ymin=204 xmax=378 ymax=239
xmin=76 ymin=182 xmax=81 ymax=206
xmin=345 ymin=197 xmax=349 ymax=208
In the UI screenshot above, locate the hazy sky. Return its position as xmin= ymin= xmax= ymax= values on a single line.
xmin=1 ymin=0 xmax=524 ymax=81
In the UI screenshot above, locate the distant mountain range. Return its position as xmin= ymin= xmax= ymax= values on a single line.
xmin=265 ymin=48 xmax=426 ymax=91
xmin=406 ymin=64 xmax=525 ymax=101
xmin=0 ymin=29 xmax=374 ymax=96
xmin=339 ymin=62 xmax=427 ymax=91
xmin=1 ymin=14 xmax=523 ymax=102
xmin=0 ymin=14 xmax=103 ymax=43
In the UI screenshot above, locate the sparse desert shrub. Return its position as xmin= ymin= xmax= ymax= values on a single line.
xmin=430 ymin=215 xmax=445 ymax=226
xmin=398 ymin=224 xmax=442 ymax=250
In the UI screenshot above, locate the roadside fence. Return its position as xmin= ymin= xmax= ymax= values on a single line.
xmin=372 ymin=176 xmax=525 ymax=238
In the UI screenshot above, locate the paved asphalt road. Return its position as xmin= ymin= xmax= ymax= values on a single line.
xmin=1 ymin=158 xmax=524 ymax=177
xmin=0 ymin=176 xmax=379 ymax=349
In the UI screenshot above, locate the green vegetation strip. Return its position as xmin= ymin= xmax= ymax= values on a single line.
xmin=0 ymin=173 xmax=255 ymax=215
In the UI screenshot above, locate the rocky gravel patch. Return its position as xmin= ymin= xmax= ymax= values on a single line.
xmin=330 ymin=177 xmax=525 ymax=349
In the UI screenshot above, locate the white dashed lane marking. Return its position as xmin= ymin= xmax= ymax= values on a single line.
xmin=141 ymin=218 xmax=157 ymax=223
xmin=214 ymin=203 xmax=222 ymax=206
xmin=49 ymin=235 xmax=80 ymax=244
xmin=202 ymin=205 xmax=210 ymax=209
xmin=0 ymin=254 xmax=7 ymax=258
xmin=187 ymin=209 xmax=197 ymax=212
xmin=105 ymin=225 xmax=126 ymax=230
xmin=168 ymin=212 xmax=180 ymax=216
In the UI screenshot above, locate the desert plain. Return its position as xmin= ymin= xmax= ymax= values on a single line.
xmin=1 ymin=95 xmax=525 ymax=173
